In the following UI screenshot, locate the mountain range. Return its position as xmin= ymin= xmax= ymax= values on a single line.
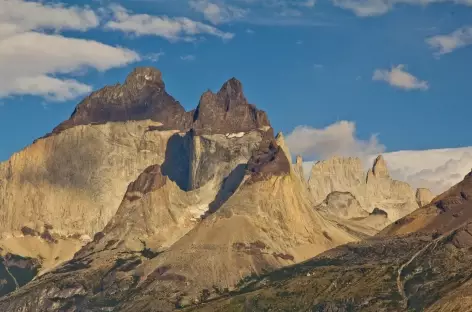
xmin=0 ymin=67 xmax=469 ymax=312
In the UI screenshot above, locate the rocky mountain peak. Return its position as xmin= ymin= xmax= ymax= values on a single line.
xmin=217 ymin=77 xmax=246 ymax=109
xmin=372 ymin=155 xmax=389 ymax=178
xmin=124 ymin=67 xmax=164 ymax=87
xmin=49 ymin=67 xmax=191 ymax=135
xmin=192 ymin=77 xmax=270 ymax=135
xmin=416 ymin=188 xmax=434 ymax=207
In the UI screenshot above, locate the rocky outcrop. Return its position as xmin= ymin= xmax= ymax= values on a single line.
xmin=416 ymin=188 xmax=434 ymax=207
xmin=308 ymin=155 xmax=426 ymax=223
xmin=316 ymin=192 xmax=368 ymax=220
xmin=79 ymin=164 xmax=216 ymax=256
xmin=315 ymin=192 xmax=389 ymax=237
xmin=308 ymin=157 xmax=365 ymax=204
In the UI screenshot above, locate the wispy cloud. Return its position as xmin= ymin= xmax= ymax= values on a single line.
xmin=180 ymin=54 xmax=196 ymax=61
xmin=105 ymin=4 xmax=234 ymax=41
xmin=332 ymin=0 xmax=472 ymax=17
xmin=373 ymin=65 xmax=429 ymax=91
xmin=144 ymin=51 xmax=165 ymax=62
xmin=313 ymin=63 xmax=323 ymax=69
xmin=189 ymin=0 xmax=330 ymax=27
xmin=189 ymin=0 xmax=248 ymax=24
xmin=426 ymin=26 xmax=472 ymax=56
xmin=300 ymin=0 xmax=316 ymax=7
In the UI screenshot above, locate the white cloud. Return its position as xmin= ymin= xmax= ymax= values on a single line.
xmin=332 ymin=0 xmax=472 ymax=17
xmin=246 ymin=28 xmax=255 ymax=34
xmin=373 ymin=64 xmax=429 ymax=91
xmin=302 ymin=147 xmax=472 ymax=195
xmin=314 ymin=63 xmax=323 ymax=69
xmin=367 ymin=148 xmax=472 ymax=194
xmin=189 ymin=0 xmax=248 ymax=24
xmin=426 ymin=26 xmax=472 ymax=56
xmin=285 ymin=121 xmax=385 ymax=163
xmin=0 ymin=0 xmax=98 ymax=36
xmin=0 ymin=1 xmax=140 ymax=102
xmin=8 ymin=75 xmax=92 ymax=102
xmin=105 ymin=4 xmax=234 ymax=41
xmin=181 ymin=54 xmax=197 ymax=61
xmin=289 ymin=121 xmax=472 ymax=194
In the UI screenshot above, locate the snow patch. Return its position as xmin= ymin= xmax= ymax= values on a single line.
xmin=189 ymin=204 xmax=209 ymax=220
xmin=144 ymin=74 xmax=152 ymax=81
xmin=225 ymin=132 xmax=245 ymax=139
xmin=80 ymin=234 xmax=92 ymax=243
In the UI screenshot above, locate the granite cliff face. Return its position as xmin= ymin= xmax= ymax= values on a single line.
xmin=0 ymin=67 xmax=360 ymax=311
xmin=308 ymin=155 xmax=424 ymax=223
xmin=0 ymin=127 xmax=358 ymax=312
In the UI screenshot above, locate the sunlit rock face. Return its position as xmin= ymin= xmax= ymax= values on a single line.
xmin=308 ymin=155 xmax=426 ymax=222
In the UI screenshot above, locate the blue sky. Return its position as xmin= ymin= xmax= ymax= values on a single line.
xmin=1 ymin=0 xmax=472 ymax=162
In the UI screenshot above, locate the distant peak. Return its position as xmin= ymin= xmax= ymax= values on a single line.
xmin=275 ymin=132 xmax=285 ymax=141
xmin=372 ymin=155 xmax=389 ymax=178
xmin=217 ymin=77 xmax=246 ymax=108
xmin=220 ymin=77 xmax=243 ymax=93
xmin=125 ymin=67 xmax=163 ymax=85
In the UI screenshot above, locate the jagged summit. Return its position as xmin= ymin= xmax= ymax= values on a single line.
xmin=416 ymin=188 xmax=434 ymax=207
xmin=51 ymin=67 xmax=190 ymax=134
xmin=372 ymin=155 xmax=389 ymax=177
xmin=124 ymin=67 xmax=164 ymax=85
xmin=217 ymin=77 xmax=246 ymax=109
xmin=192 ymin=77 xmax=270 ymax=135
xmin=49 ymin=68 xmax=270 ymax=137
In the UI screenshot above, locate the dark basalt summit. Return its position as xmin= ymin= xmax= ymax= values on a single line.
xmin=49 ymin=67 xmax=271 ymax=136
xmin=192 ymin=78 xmax=270 ymax=135
xmin=52 ymin=67 xmax=192 ymax=134
xmin=247 ymin=135 xmax=291 ymax=183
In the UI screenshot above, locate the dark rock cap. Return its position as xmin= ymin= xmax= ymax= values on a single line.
xmin=191 ymin=77 xmax=270 ymax=135
xmin=51 ymin=67 xmax=192 ymax=134
xmin=126 ymin=164 xmax=167 ymax=196
xmin=246 ymin=134 xmax=291 ymax=183
xmin=48 ymin=67 xmax=271 ymax=137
